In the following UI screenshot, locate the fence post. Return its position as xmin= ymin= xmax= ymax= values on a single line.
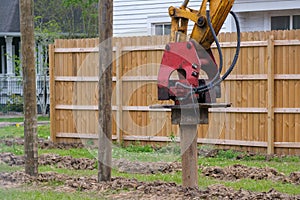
xmin=115 ymin=41 xmax=123 ymax=144
xmin=49 ymin=44 xmax=56 ymax=143
xmin=267 ymin=35 xmax=275 ymax=154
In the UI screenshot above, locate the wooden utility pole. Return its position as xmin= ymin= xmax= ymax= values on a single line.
xmin=98 ymin=0 xmax=113 ymax=182
xmin=20 ymin=0 xmax=38 ymax=176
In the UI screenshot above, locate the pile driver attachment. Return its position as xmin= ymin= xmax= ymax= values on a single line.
xmin=157 ymin=0 xmax=241 ymax=105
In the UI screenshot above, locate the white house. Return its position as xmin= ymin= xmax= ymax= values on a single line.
xmin=113 ymin=0 xmax=300 ymax=36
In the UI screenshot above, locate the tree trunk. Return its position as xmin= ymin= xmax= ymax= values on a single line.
xmin=20 ymin=0 xmax=38 ymax=176
xmin=98 ymin=0 xmax=113 ymax=182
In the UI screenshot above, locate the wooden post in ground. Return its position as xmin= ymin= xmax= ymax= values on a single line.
xmin=151 ymin=103 xmax=230 ymax=187
xmin=20 ymin=0 xmax=38 ymax=176
xmin=171 ymin=105 xmax=209 ymax=187
xmin=267 ymin=35 xmax=275 ymax=155
xmin=49 ymin=44 xmax=56 ymax=143
xmin=98 ymin=0 xmax=113 ymax=182
xmin=179 ymin=124 xmax=198 ymax=187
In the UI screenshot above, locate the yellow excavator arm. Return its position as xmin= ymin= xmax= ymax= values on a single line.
xmin=169 ymin=0 xmax=234 ymax=49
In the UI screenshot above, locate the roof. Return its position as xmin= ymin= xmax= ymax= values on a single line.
xmin=0 ymin=0 xmax=20 ymax=33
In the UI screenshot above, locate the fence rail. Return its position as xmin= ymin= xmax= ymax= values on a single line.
xmin=50 ymin=30 xmax=300 ymax=155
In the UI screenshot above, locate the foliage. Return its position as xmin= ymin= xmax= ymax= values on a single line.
xmin=124 ymin=143 xmax=154 ymax=153
xmin=34 ymin=15 xmax=61 ymax=116
xmin=62 ymin=0 xmax=98 ymax=37
xmin=34 ymin=0 xmax=98 ymax=38
xmin=4 ymin=54 xmax=22 ymax=76
xmin=5 ymin=94 xmax=24 ymax=113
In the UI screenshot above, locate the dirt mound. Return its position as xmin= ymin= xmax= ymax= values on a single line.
xmin=112 ymin=159 xmax=181 ymax=174
xmin=0 ymin=153 xmax=95 ymax=170
xmin=289 ymin=172 xmax=300 ymax=185
xmin=39 ymin=154 xmax=96 ymax=170
xmin=0 ymin=152 xmax=24 ymax=166
xmin=0 ymin=171 xmax=69 ymax=184
xmin=202 ymin=164 xmax=300 ymax=185
xmin=198 ymin=148 xmax=300 ymax=162
xmin=1 ymin=171 xmax=299 ymax=199
xmin=0 ymin=171 xmax=70 ymax=189
xmin=0 ymin=153 xmax=180 ymax=174
xmin=0 ymin=138 xmax=84 ymax=149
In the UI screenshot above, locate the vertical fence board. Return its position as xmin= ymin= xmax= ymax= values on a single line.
xmin=267 ymin=35 xmax=275 ymax=154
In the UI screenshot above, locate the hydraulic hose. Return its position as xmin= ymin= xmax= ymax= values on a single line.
xmin=194 ymin=8 xmax=224 ymax=92
xmin=175 ymin=7 xmax=224 ymax=92
xmin=194 ymin=10 xmax=241 ymax=93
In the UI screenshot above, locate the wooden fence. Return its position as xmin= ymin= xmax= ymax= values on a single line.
xmin=49 ymin=30 xmax=300 ymax=155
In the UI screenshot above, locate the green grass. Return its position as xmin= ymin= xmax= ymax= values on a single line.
xmin=0 ymin=143 xmax=24 ymax=155
xmin=112 ymin=169 xmax=183 ymax=183
xmin=198 ymin=157 xmax=300 ymax=175
xmin=0 ymin=126 xmax=24 ymax=139
xmin=1 ymin=124 xmax=300 ymax=196
xmin=198 ymin=152 xmax=300 ymax=175
xmin=0 ymin=125 xmax=50 ymax=139
xmin=224 ymin=178 xmax=300 ymax=195
xmin=39 ymin=165 xmax=97 ymax=177
xmin=39 ymin=147 xmax=95 ymax=159
xmin=111 ymin=146 xmax=181 ymax=162
xmin=0 ymin=188 xmax=105 ymax=200
xmin=2 ymin=161 xmax=300 ymax=196
xmin=0 ymin=116 xmax=50 ymax=123
xmin=113 ymin=169 xmax=300 ymax=195
xmin=0 ymin=163 xmax=22 ymax=173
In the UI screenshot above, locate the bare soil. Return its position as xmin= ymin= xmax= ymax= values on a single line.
xmin=1 ymin=171 xmax=300 ymax=199
xmin=202 ymin=164 xmax=300 ymax=185
xmin=1 ymin=138 xmax=84 ymax=149
xmin=1 ymin=138 xmax=300 ymax=199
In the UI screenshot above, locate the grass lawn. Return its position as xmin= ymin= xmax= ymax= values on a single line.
xmin=0 ymin=116 xmax=49 ymax=123
xmin=0 ymin=121 xmax=300 ymax=198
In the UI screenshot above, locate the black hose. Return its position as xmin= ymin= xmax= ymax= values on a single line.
xmin=175 ymin=8 xmax=223 ymax=92
xmin=181 ymin=0 xmax=189 ymax=8
xmin=194 ymin=9 xmax=224 ymax=92
xmin=194 ymin=10 xmax=241 ymax=93
xmin=220 ymin=11 xmax=241 ymax=80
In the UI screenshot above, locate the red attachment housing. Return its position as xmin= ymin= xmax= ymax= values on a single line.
xmin=157 ymin=41 xmax=220 ymax=104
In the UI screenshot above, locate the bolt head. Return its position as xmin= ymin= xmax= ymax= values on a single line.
xmin=186 ymin=42 xmax=192 ymax=49
xmin=192 ymin=71 xmax=199 ymax=77
xmin=192 ymin=63 xmax=198 ymax=69
xmin=165 ymin=44 xmax=170 ymax=51
xmin=197 ymin=16 xmax=206 ymax=27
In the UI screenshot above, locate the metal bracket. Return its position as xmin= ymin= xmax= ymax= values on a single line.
xmin=150 ymin=103 xmax=231 ymax=125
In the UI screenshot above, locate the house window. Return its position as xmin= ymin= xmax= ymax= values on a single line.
xmin=271 ymin=15 xmax=300 ymax=30
xmin=293 ymin=15 xmax=300 ymax=29
xmin=153 ymin=23 xmax=171 ymax=35
xmin=271 ymin=16 xmax=290 ymax=30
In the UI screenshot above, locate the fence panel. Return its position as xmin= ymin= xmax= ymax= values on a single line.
xmin=50 ymin=30 xmax=300 ymax=155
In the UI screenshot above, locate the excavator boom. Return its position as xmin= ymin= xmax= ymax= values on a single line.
xmin=169 ymin=0 xmax=234 ymax=49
